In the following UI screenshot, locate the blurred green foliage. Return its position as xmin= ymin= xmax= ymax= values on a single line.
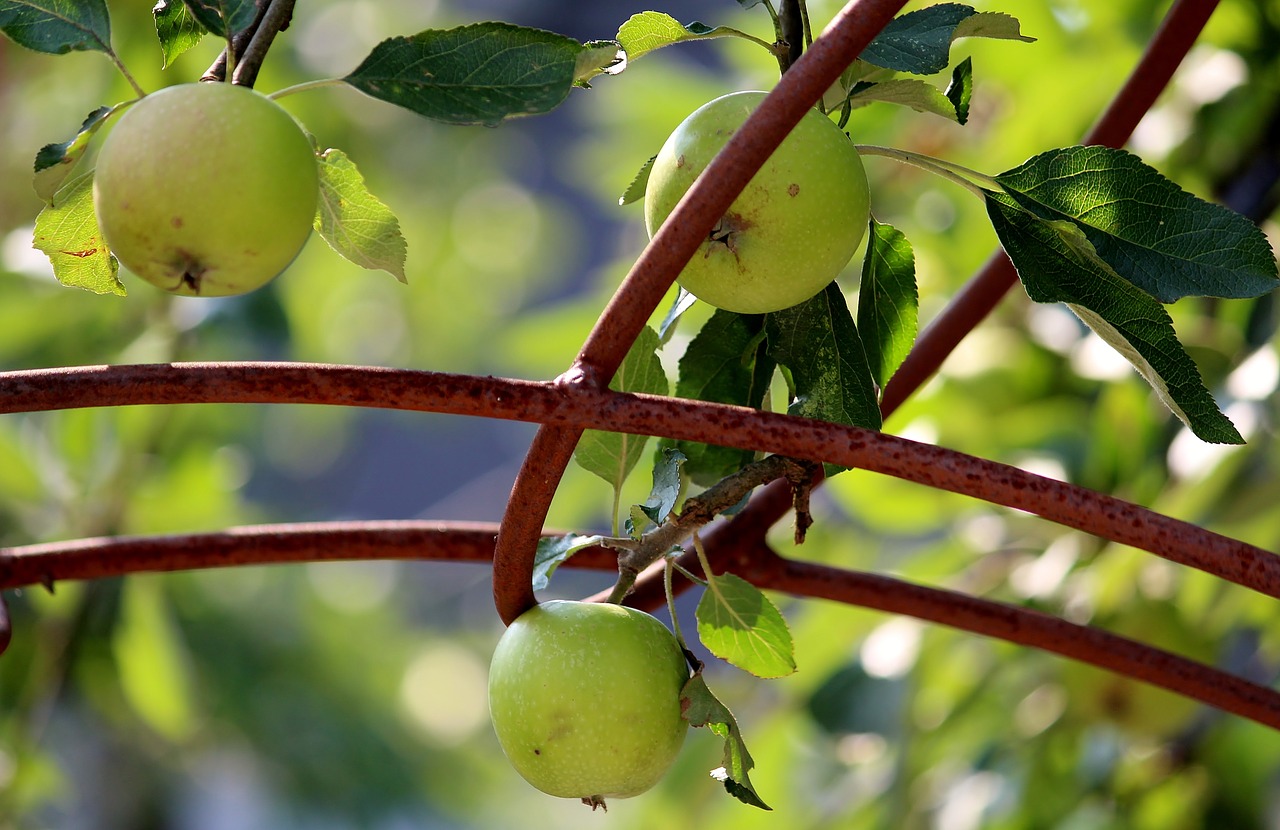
xmin=1 ymin=0 xmax=1279 ymax=828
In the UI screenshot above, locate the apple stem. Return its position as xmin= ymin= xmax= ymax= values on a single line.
xmin=106 ymin=50 xmax=146 ymax=99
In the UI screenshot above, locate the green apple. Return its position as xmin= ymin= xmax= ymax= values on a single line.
xmin=487 ymin=600 xmax=689 ymax=804
xmin=644 ymin=90 xmax=871 ymax=315
xmin=92 ymin=82 xmax=319 ymax=297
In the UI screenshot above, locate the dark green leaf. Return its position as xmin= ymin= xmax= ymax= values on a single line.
xmin=669 ymin=310 xmax=774 ymax=485
xmin=995 ymin=146 xmax=1279 ymax=303
xmin=765 ymin=283 xmax=882 ymax=430
xmin=637 ymin=447 xmax=686 ymax=525
xmin=680 ymin=672 xmax=771 ymax=810
xmin=986 ymin=190 xmax=1242 ymax=444
xmin=531 ymin=533 xmax=605 ymax=591
xmin=344 ymin=23 xmax=591 ymax=127
xmin=575 ymin=326 xmax=669 ymax=490
xmin=32 ymin=171 xmax=124 ymax=296
xmin=315 ymin=148 xmax=408 ymax=282
xmin=619 ymin=154 xmax=655 ymax=207
xmin=33 ymin=105 xmax=113 ymax=202
xmin=153 ymin=0 xmax=205 ymax=68
xmin=0 ymin=0 xmax=111 ymax=54
xmin=862 ymin=4 xmax=1032 ymax=75
xmin=181 ymin=0 xmax=255 ymax=39
xmin=945 ymin=55 xmax=972 ymax=124
xmin=856 ymin=218 xmax=917 ymax=391
xmin=696 ymin=571 xmax=796 ymax=678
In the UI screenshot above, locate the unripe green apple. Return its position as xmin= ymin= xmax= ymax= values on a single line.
xmin=644 ymin=90 xmax=871 ymax=314
xmin=487 ymin=600 xmax=689 ymax=803
xmin=92 ymin=82 xmax=319 ymax=297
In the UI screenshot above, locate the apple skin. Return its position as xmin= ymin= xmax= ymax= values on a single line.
xmin=487 ymin=600 xmax=689 ymax=801
xmin=644 ymin=90 xmax=871 ymax=315
xmin=92 ymin=82 xmax=319 ymax=297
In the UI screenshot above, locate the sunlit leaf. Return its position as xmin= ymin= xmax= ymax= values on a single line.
xmin=616 ymin=11 xmax=753 ymax=61
xmin=696 ymin=571 xmax=796 ymax=678
xmin=32 ymin=171 xmax=123 ymax=295
xmin=315 ymin=148 xmax=408 ymax=282
xmin=153 ymin=0 xmax=205 ymax=67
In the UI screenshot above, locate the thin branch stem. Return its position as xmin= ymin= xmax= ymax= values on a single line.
xmin=232 ymin=0 xmax=296 ymax=88
xmin=489 ymin=0 xmax=911 ymax=626
xmin=268 ymin=77 xmax=347 ymax=100
xmin=106 ymin=50 xmax=146 ymax=98
xmin=855 ymin=144 xmax=999 ymax=197
xmin=1 ymin=362 xmax=1274 ymax=601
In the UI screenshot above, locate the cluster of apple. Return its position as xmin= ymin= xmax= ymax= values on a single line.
xmin=96 ymin=80 xmax=868 ymax=804
xmin=96 ymin=85 xmax=868 ymax=315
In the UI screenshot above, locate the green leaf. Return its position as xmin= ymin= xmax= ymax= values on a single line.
xmin=637 ymin=447 xmax=686 ymax=526
xmin=575 ymin=326 xmax=669 ymax=490
xmin=619 ymin=154 xmax=655 ymax=207
xmin=846 ymin=78 xmax=964 ymax=122
xmin=995 ymin=146 xmax=1279 ymax=303
xmin=765 ymin=283 xmax=882 ymax=431
xmin=181 ymin=0 xmax=255 ymax=39
xmin=616 ymin=11 xmax=749 ymax=61
xmin=985 ymin=190 xmax=1242 ymax=444
xmin=862 ymin=4 xmax=1033 ymax=76
xmin=574 ymin=40 xmax=624 ymax=86
xmin=531 ymin=533 xmax=605 ymax=591
xmin=0 ymin=0 xmax=111 ymax=54
xmin=112 ymin=579 xmax=195 ymax=741
xmin=680 ymin=672 xmax=771 ymax=810
xmin=153 ymin=0 xmax=205 ymax=68
xmin=945 ymin=55 xmax=972 ymax=124
xmin=33 ymin=105 xmax=113 ymax=202
xmin=315 ymin=148 xmax=408 ymax=282
xmin=669 ymin=310 xmax=775 ymax=485
xmin=856 ymin=218 xmax=917 ymax=392
xmin=32 ymin=171 xmax=124 ymax=296
xmin=343 ymin=23 xmax=593 ymax=127
xmin=696 ymin=571 xmax=796 ymax=678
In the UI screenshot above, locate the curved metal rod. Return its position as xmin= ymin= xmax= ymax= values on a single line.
xmin=4 ymin=520 xmax=1278 ymax=731
xmin=0 ymin=362 xmax=1274 ymax=600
